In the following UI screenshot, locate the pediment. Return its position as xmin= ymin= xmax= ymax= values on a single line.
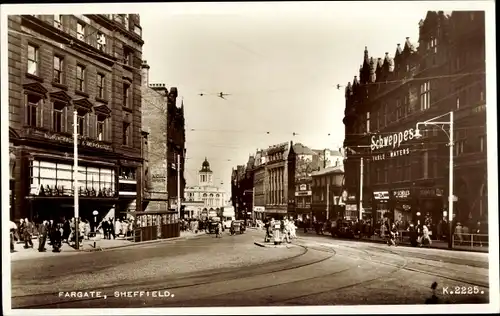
xmin=123 ymin=76 xmax=133 ymax=83
xmin=94 ymin=104 xmax=112 ymax=115
xmin=74 ymin=98 xmax=94 ymax=110
xmin=49 ymin=90 xmax=72 ymax=103
xmin=23 ymin=82 xmax=48 ymax=96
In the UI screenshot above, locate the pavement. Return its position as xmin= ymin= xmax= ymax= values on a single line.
xmin=297 ymin=229 xmax=489 ymax=253
xmin=8 ymin=229 xmax=492 ymax=310
xmin=9 ymin=230 xmax=207 ymax=262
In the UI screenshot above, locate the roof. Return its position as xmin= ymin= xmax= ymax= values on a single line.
xmin=311 ymin=165 xmax=344 ymax=177
xmin=293 ymin=143 xmax=315 ymax=155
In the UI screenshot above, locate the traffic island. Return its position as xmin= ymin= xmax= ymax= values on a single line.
xmin=254 ymin=241 xmax=298 ymax=249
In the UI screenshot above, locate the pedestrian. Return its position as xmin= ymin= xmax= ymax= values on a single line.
xmin=114 ymin=218 xmax=122 ymax=238
xmin=109 ymin=218 xmax=116 ymax=239
xmin=10 ymin=220 xmax=18 ymax=252
xmin=84 ymin=220 xmax=91 ymax=239
xmin=421 ymin=224 xmax=432 ymax=247
xmin=475 ymin=221 xmax=483 ymax=247
xmin=51 ymin=222 xmax=62 ymax=252
xmin=38 ymin=220 xmax=48 ymax=252
xmin=215 ymin=221 xmax=222 ymax=238
xmin=23 ymin=218 xmax=34 ymax=248
xmin=62 ymin=219 xmax=70 ymax=242
xmin=102 ymin=220 xmax=109 ymax=239
xmin=388 ymin=223 xmax=397 ymax=246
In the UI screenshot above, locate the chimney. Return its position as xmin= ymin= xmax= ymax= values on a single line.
xmin=141 ymin=60 xmax=150 ymax=86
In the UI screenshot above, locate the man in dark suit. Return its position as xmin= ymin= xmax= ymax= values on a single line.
xmin=38 ymin=221 xmax=48 ymax=252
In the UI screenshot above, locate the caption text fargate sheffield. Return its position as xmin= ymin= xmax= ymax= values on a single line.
xmin=58 ymin=291 xmax=174 ymax=299
xmin=370 ymin=127 xmax=416 ymax=151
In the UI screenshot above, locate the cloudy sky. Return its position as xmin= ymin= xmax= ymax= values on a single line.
xmin=140 ymin=2 xmax=433 ymax=193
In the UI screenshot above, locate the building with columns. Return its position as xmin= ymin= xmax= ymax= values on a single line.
xmin=184 ymin=158 xmax=227 ymax=219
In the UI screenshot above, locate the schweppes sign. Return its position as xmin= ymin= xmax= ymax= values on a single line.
xmin=370 ymin=128 xmax=416 ymax=151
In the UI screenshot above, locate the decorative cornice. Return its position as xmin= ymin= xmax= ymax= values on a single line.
xmin=94 ymin=104 xmax=112 ymax=115
xmin=23 ymin=82 xmax=48 ymax=96
xmin=74 ymin=98 xmax=94 ymax=110
xmin=49 ymin=90 xmax=72 ymax=103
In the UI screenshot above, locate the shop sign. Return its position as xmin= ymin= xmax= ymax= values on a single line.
xmin=39 ymin=130 xmax=112 ymax=151
xmin=370 ymin=128 xmax=416 ymax=151
xmin=299 ymin=184 xmax=307 ymax=191
xmin=373 ymin=191 xmax=390 ymax=200
xmin=295 ymin=191 xmax=312 ymax=196
xmin=345 ymin=204 xmax=357 ymax=211
xmin=392 ymin=189 xmax=411 ymax=200
xmin=419 ymin=188 xmax=444 ymax=198
xmin=253 ymin=206 xmax=265 ymax=213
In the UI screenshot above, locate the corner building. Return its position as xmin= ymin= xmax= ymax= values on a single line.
xmin=342 ymin=11 xmax=487 ymax=230
xmin=8 ymin=14 xmax=144 ymax=223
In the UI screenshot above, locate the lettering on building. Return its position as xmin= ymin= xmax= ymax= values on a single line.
xmin=393 ymin=189 xmax=411 ymax=199
xmin=373 ymin=191 xmax=390 ymax=200
xmin=370 ymin=128 xmax=415 ymax=151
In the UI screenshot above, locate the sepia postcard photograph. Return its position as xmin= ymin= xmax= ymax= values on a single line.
xmin=1 ymin=1 xmax=498 ymax=315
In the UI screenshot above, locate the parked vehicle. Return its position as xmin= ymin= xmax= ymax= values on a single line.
xmin=230 ymin=220 xmax=245 ymax=235
xmin=331 ymin=219 xmax=356 ymax=239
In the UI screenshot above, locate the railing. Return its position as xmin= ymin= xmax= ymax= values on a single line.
xmin=453 ymin=233 xmax=488 ymax=249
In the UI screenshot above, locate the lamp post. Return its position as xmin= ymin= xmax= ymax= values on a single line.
xmin=415 ymin=111 xmax=454 ymax=249
xmin=73 ymin=110 xmax=79 ymax=250
xmin=93 ymin=210 xmax=99 ymax=233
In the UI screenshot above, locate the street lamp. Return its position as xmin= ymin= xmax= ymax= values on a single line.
xmin=414 ymin=111 xmax=454 ymax=249
xmin=93 ymin=210 xmax=99 ymax=233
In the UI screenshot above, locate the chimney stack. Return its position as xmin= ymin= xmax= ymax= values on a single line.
xmin=141 ymin=60 xmax=150 ymax=86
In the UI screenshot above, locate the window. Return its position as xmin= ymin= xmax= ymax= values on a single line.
xmin=383 ymin=165 xmax=388 ymax=183
xmin=97 ymin=114 xmax=107 ymax=141
xmin=123 ymin=14 xmax=129 ymax=30
xmin=76 ymin=64 xmax=85 ymax=91
xmin=456 ymin=96 xmax=460 ymax=109
xmin=77 ymin=22 xmax=85 ymax=41
xmin=396 ymin=98 xmax=403 ymax=120
xmin=77 ymin=109 xmax=87 ymax=136
xmin=430 ymin=37 xmax=438 ymax=53
xmin=123 ymin=47 xmax=133 ymax=66
xmin=123 ymin=122 xmax=130 ymax=146
xmin=97 ymin=32 xmax=106 ymax=51
xmin=383 ymin=103 xmax=388 ymax=127
xmin=97 ymin=73 xmax=105 ymax=99
xmin=420 ymin=81 xmax=431 ymax=110
xmin=54 ymin=14 xmax=62 ymax=29
xmin=422 ymin=151 xmax=429 ymax=178
xmin=431 ymin=152 xmax=438 ymax=178
xmin=27 ymin=44 xmax=39 ymax=76
xmin=480 ymin=86 xmax=485 ymax=102
xmin=479 ymin=136 xmax=485 ymax=153
xmin=396 ymin=159 xmax=402 ymax=182
xmin=53 ymin=55 xmax=63 ymax=83
xmin=134 ymin=25 xmax=142 ymax=36
xmin=123 ymin=83 xmax=130 ymax=107
xmin=52 ymin=101 xmax=65 ymax=133
xmin=26 ymin=94 xmax=42 ymax=127
xmin=403 ymin=157 xmax=411 ymax=181
xmin=456 ymin=140 xmax=465 ymax=156
xmin=366 ymin=112 xmax=370 ymax=133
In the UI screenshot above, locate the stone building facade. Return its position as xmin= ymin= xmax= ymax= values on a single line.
xmin=342 ymin=11 xmax=487 ymax=230
xmin=8 ymin=14 xmax=144 ymax=223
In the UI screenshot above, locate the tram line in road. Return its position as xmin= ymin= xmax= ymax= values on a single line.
xmin=12 ymin=238 xmax=489 ymax=308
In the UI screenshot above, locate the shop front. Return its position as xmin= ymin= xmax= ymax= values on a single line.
xmin=117 ymin=165 xmax=139 ymax=220
xmin=294 ymin=185 xmax=312 ymax=221
xmin=253 ymin=206 xmax=265 ymax=221
xmin=264 ymin=207 xmax=287 ymax=220
xmin=416 ymin=187 xmax=444 ymax=227
xmin=373 ymin=190 xmax=390 ymax=224
xmin=26 ymin=156 xmax=118 ymax=223
xmin=391 ymin=188 xmax=413 ymax=229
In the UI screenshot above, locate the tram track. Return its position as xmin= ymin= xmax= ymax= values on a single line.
xmin=12 ymin=238 xmax=489 ymax=308
xmin=13 ymin=243 xmax=336 ymax=309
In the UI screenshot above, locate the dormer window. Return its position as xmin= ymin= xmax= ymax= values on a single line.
xmin=54 ymin=15 xmax=62 ymax=29
xmin=77 ymin=22 xmax=85 ymax=41
xmin=97 ymin=32 xmax=106 ymax=51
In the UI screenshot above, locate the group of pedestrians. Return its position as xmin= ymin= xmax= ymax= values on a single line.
xmin=264 ymin=217 xmax=297 ymax=243
xmin=98 ymin=217 xmax=134 ymax=239
xmin=181 ymin=218 xmax=200 ymax=233
xmin=10 ymin=217 xmax=97 ymax=253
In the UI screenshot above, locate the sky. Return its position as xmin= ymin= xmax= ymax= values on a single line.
xmin=140 ymin=2 xmax=430 ymax=193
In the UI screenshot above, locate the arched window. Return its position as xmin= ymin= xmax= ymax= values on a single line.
xmin=203 ymin=193 xmax=207 ymax=197
xmin=210 ymin=194 xmax=214 ymax=197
